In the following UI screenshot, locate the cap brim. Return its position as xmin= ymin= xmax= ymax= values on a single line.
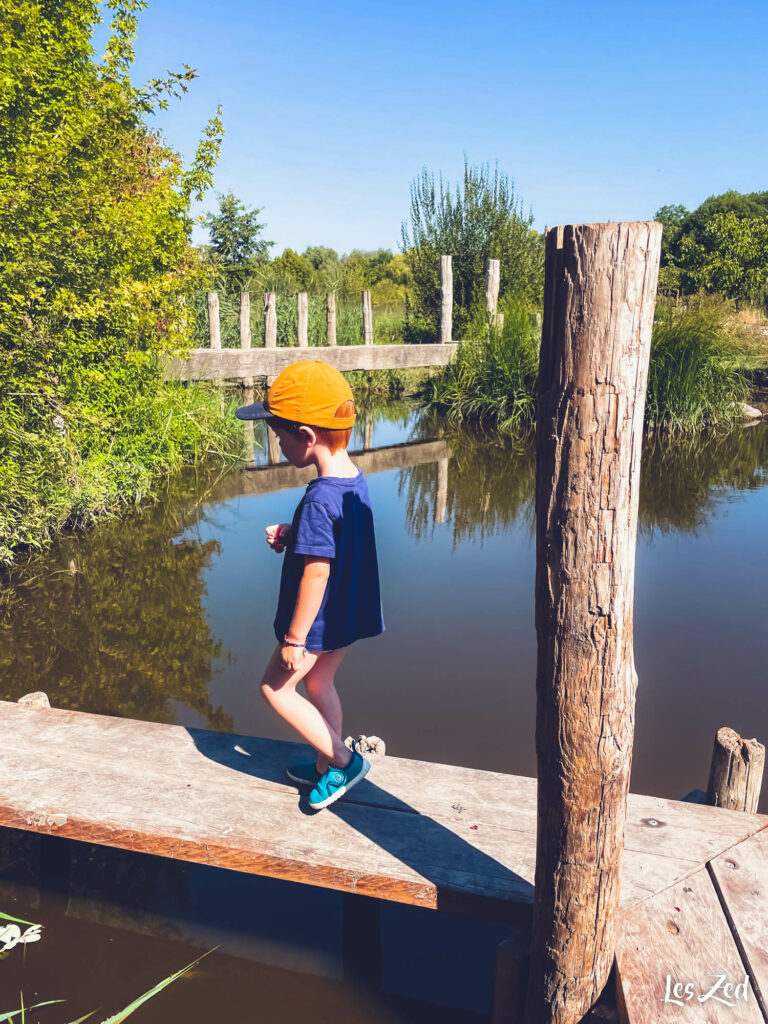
xmin=235 ymin=402 xmax=271 ymax=421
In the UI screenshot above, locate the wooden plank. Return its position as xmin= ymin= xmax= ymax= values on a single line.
xmin=163 ymin=343 xmax=459 ymax=381
xmin=326 ymin=292 xmax=336 ymax=346
xmin=709 ymin=829 xmax=768 ymax=1017
xmin=616 ymin=868 xmax=762 ymax=1023
xmin=1 ymin=704 xmax=763 ymax=921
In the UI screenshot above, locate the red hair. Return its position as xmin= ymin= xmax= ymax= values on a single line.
xmin=312 ymin=399 xmax=355 ymax=452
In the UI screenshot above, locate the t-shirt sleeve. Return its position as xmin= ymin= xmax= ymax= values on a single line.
xmin=293 ymin=500 xmax=337 ymax=558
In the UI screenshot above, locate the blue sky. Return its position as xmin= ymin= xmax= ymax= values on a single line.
xmin=111 ymin=0 xmax=768 ymax=254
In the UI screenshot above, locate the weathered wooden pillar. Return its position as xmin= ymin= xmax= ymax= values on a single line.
xmin=326 ymin=292 xmax=337 ymax=346
xmin=440 ymin=254 xmax=453 ymax=344
xmin=297 ymin=292 xmax=309 ymax=347
xmin=524 ymin=222 xmax=661 ymax=1024
xmin=264 ymin=292 xmax=277 ymax=386
xmin=362 ymin=290 xmax=373 ymax=345
xmin=240 ymin=291 xmax=252 ymax=387
xmin=706 ymin=727 xmax=765 ymax=813
xmin=207 ymin=291 xmax=221 ymax=349
xmin=264 ymin=292 xmax=277 ymax=348
xmin=486 ymin=258 xmax=500 ymax=317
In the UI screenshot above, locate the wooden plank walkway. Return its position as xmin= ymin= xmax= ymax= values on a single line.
xmin=164 ymin=343 xmax=459 ymax=382
xmin=3 ymin=699 xmax=768 ymax=1018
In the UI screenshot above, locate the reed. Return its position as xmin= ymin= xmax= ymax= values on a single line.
xmin=646 ymin=305 xmax=750 ymax=431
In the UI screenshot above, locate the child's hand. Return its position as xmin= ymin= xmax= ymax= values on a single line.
xmin=280 ymin=642 xmax=306 ymax=671
xmin=265 ymin=523 xmax=291 ymax=553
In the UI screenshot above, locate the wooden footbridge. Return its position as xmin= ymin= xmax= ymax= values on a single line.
xmin=3 ymin=697 xmax=768 ymax=1022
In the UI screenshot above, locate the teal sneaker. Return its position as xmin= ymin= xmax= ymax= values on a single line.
xmin=308 ymin=750 xmax=370 ymax=810
xmin=286 ymin=761 xmax=322 ymax=787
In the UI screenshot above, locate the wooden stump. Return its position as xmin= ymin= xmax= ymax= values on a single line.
xmin=706 ymin=726 xmax=765 ymax=813
xmin=525 ymin=222 xmax=662 ymax=1024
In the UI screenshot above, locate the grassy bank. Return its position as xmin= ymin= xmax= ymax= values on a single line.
xmin=425 ymin=296 xmax=763 ymax=434
xmin=0 ymin=377 xmax=244 ymax=567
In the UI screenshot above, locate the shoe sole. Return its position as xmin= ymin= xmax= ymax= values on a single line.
xmin=286 ymin=767 xmax=320 ymax=787
xmin=309 ymin=757 xmax=370 ymax=811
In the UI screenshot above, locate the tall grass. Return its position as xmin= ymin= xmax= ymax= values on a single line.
xmin=646 ymin=305 xmax=750 ymax=431
xmin=424 ymin=296 xmax=540 ymax=433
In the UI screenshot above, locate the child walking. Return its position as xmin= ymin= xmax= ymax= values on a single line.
xmin=236 ymin=360 xmax=384 ymax=810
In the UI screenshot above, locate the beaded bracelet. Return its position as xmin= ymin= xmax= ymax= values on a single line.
xmin=282 ymin=635 xmax=307 ymax=649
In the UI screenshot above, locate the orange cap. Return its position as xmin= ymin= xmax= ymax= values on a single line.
xmin=264 ymin=360 xmax=355 ymax=429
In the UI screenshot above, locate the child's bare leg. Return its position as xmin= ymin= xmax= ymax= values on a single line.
xmin=302 ymin=649 xmax=346 ymax=773
xmin=259 ymin=646 xmax=350 ymax=767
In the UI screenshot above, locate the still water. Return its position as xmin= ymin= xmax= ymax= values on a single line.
xmin=1 ymin=405 xmax=767 ymax=1021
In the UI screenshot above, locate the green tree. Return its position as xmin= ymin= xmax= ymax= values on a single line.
xmin=0 ymin=0 xmax=235 ymax=563
xmin=271 ymin=247 xmax=314 ymax=290
xmin=656 ymin=191 xmax=768 ymax=303
xmin=401 ymin=160 xmax=543 ymax=339
xmin=203 ymin=191 xmax=273 ymax=267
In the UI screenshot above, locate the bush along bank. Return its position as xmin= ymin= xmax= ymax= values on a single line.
xmin=0 ymin=1 xmax=243 ymax=566
xmin=424 ymin=297 xmax=757 ymax=436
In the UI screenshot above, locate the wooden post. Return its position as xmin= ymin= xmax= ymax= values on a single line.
xmin=240 ymin=291 xmax=252 ymax=387
xmin=364 ymin=411 xmax=373 ymax=450
xmin=264 ymin=292 xmax=277 ymax=348
xmin=326 ymin=292 xmax=337 ymax=346
xmin=297 ymin=292 xmax=309 ymax=347
xmin=524 ymin=222 xmax=661 ymax=1024
xmin=267 ymin=430 xmax=281 ymax=465
xmin=434 ymin=457 xmax=448 ymax=525
xmin=207 ymin=291 xmax=221 ymax=350
xmin=440 ymin=254 xmax=453 ymax=344
xmin=493 ymin=934 xmax=530 ymax=1024
xmin=241 ymin=384 xmax=256 ymax=467
xmin=706 ymin=727 xmax=765 ymax=813
xmin=485 ymin=258 xmax=500 ymax=322
xmin=362 ymin=290 xmax=373 ymax=345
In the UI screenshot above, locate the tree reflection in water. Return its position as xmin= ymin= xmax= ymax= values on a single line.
xmin=0 ymin=467 xmax=234 ymax=729
xmin=400 ymin=417 xmax=768 ymax=544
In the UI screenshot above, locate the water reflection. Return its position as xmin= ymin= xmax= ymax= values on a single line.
xmin=639 ymin=424 xmax=768 ymax=535
xmin=399 ymin=419 xmax=768 ymax=544
xmin=1 ymin=412 xmax=766 ymax=724
xmin=0 ymin=470 xmax=234 ymax=728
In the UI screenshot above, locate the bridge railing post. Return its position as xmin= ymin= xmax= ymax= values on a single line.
xmin=240 ymin=291 xmax=252 ymax=387
xmin=485 ymin=258 xmax=502 ymax=331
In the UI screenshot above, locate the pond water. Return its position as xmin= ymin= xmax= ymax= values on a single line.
xmin=1 ymin=405 xmax=767 ymax=1021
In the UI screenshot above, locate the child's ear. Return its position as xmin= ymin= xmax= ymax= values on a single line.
xmin=299 ymin=425 xmax=317 ymax=446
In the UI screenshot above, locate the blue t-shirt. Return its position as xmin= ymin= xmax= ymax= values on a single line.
xmin=274 ymin=469 xmax=384 ymax=653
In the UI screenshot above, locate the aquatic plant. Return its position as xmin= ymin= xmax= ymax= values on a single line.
xmin=2 ymin=949 xmax=214 ymax=1023
xmin=423 ymin=296 xmax=540 ymax=434
xmin=646 ymin=304 xmax=750 ymax=431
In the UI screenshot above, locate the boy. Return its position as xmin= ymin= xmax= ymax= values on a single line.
xmin=236 ymin=360 xmax=384 ymax=810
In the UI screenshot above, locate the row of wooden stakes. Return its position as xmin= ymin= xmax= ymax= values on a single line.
xmin=203 ymin=256 xmax=504 ymax=350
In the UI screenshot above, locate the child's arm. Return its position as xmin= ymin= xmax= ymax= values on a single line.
xmin=281 ymin=555 xmax=331 ymax=669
